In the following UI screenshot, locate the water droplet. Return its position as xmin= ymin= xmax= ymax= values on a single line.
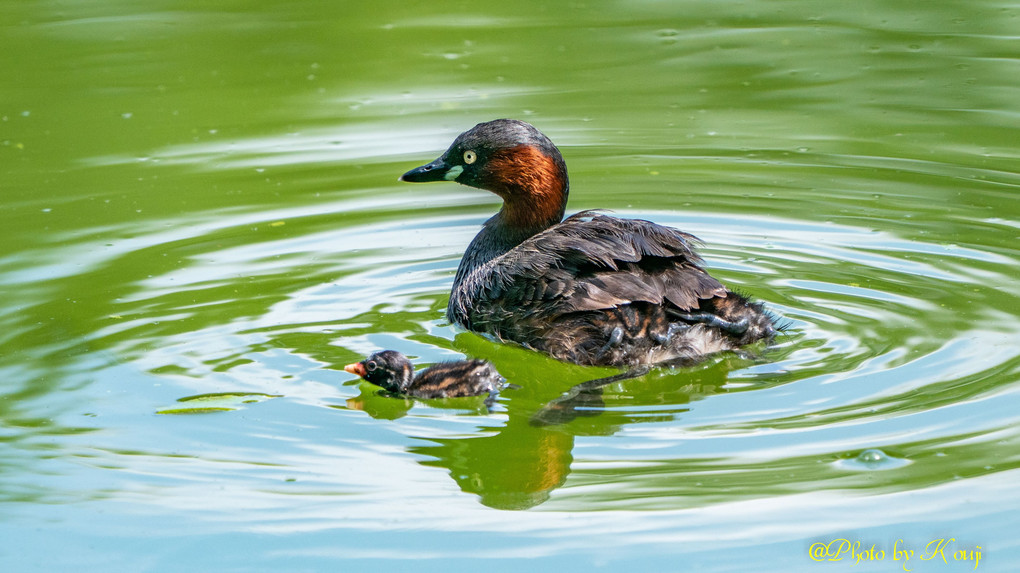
xmin=835 ymin=448 xmax=911 ymax=471
xmin=857 ymin=449 xmax=885 ymax=463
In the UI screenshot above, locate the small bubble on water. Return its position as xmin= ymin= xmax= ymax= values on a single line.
xmin=857 ymin=449 xmax=885 ymax=463
xmin=835 ymin=448 xmax=911 ymax=471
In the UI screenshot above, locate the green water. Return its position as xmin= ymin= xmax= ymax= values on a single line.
xmin=2 ymin=1 xmax=1018 ymax=571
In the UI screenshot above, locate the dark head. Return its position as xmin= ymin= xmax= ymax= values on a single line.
xmin=400 ymin=119 xmax=569 ymax=233
xmin=343 ymin=350 xmax=414 ymax=393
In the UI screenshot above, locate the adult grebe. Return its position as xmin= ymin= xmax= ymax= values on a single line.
xmin=400 ymin=119 xmax=775 ymax=366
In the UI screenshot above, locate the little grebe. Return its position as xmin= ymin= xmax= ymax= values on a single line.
xmin=344 ymin=350 xmax=509 ymax=403
xmin=400 ymin=119 xmax=776 ymax=366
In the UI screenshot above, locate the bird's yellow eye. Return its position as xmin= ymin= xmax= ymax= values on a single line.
xmin=366 ymin=361 xmax=377 ymax=371
xmin=463 ymin=150 xmax=477 ymax=165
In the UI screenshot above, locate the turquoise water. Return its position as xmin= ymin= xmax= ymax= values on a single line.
xmin=2 ymin=1 xmax=1019 ymax=571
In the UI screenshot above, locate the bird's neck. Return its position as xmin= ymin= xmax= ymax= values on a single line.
xmin=485 ymin=144 xmax=568 ymax=235
xmin=454 ymin=187 xmax=566 ymax=281
xmin=453 ymin=145 xmax=569 ymax=289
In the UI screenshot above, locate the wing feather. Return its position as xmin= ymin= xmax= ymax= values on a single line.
xmin=456 ymin=212 xmax=727 ymax=323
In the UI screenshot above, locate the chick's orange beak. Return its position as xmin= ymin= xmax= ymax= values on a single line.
xmin=344 ymin=362 xmax=367 ymax=377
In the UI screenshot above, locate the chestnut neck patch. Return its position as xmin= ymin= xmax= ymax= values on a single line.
xmin=485 ymin=144 xmax=567 ymax=231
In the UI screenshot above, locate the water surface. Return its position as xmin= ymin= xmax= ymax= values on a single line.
xmin=2 ymin=1 xmax=1018 ymax=571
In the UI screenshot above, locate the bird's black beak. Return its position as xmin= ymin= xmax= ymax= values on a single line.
xmin=399 ymin=155 xmax=456 ymax=183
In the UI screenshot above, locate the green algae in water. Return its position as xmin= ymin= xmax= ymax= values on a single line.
xmin=156 ymin=392 xmax=283 ymax=414
xmin=157 ymin=407 xmax=236 ymax=415
xmin=175 ymin=392 xmax=283 ymax=402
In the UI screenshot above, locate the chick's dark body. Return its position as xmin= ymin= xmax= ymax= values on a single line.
xmin=345 ymin=350 xmax=507 ymax=400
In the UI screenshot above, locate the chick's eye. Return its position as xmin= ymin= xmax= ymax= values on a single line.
xmin=366 ymin=361 xmax=377 ymax=372
xmin=463 ymin=150 xmax=477 ymax=165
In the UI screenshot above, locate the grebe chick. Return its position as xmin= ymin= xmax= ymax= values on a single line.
xmin=400 ymin=119 xmax=776 ymax=367
xmin=344 ymin=350 xmax=509 ymax=404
